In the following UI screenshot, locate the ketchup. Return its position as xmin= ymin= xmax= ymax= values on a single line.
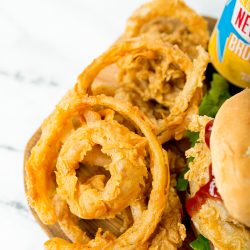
xmin=205 ymin=120 xmax=214 ymax=148
xmin=186 ymin=164 xmax=222 ymax=217
xmin=186 ymin=120 xmax=222 ymax=217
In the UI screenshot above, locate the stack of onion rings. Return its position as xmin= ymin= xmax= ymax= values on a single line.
xmin=26 ymin=90 xmax=170 ymax=249
xmin=76 ymin=37 xmax=208 ymax=143
xmin=25 ymin=0 xmax=210 ymax=249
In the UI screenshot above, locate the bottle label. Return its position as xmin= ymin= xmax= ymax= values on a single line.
xmin=209 ymin=0 xmax=250 ymax=88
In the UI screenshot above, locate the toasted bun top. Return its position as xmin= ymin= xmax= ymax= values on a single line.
xmin=210 ymin=89 xmax=250 ymax=227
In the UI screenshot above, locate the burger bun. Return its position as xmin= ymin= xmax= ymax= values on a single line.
xmin=210 ymin=89 xmax=250 ymax=227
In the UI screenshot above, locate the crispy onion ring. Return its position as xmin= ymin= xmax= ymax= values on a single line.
xmin=123 ymin=0 xmax=208 ymax=57
xmin=76 ymin=37 xmax=208 ymax=143
xmin=56 ymin=119 xmax=148 ymax=219
xmin=53 ymin=195 xmax=90 ymax=243
xmin=26 ymin=91 xmax=168 ymax=248
xmin=45 ymin=229 xmax=117 ymax=250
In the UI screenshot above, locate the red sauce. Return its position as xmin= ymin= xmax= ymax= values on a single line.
xmin=205 ymin=120 xmax=214 ymax=148
xmin=186 ymin=164 xmax=222 ymax=217
xmin=186 ymin=120 xmax=222 ymax=217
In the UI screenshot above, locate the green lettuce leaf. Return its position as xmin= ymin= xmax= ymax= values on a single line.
xmin=176 ymin=157 xmax=194 ymax=191
xmin=190 ymin=234 xmax=211 ymax=250
xmin=199 ymin=73 xmax=231 ymax=117
xmin=176 ymin=166 xmax=189 ymax=191
xmin=186 ymin=131 xmax=199 ymax=147
xmin=187 ymin=156 xmax=195 ymax=164
xmin=176 ymin=133 xmax=197 ymax=192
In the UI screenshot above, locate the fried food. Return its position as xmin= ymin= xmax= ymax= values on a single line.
xmin=56 ymin=119 xmax=148 ymax=219
xmin=45 ymin=176 xmax=186 ymax=250
xmin=26 ymin=90 xmax=170 ymax=248
xmin=45 ymin=229 xmax=117 ymax=250
xmin=149 ymin=176 xmax=186 ymax=250
xmin=185 ymin=116 xmax=250 ymax=250
xmin=76 ymin=37 xmax=209 ymax=143
xmin=123 ymin=0 xmax=209 ymax=58
xmin=24 ymin=0 xmax=212 ymax=249
xmin=53 ymin=194 xmax=90 ymax=243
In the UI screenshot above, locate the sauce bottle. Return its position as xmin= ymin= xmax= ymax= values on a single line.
xmin=209 ymin=0 xmax=250 ymax=88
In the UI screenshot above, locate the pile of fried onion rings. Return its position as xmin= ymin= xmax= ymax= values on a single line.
xmin=25 ymin=0 xmax=209 ymax=249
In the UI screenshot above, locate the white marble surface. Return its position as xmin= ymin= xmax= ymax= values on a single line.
xmin=0 ymin=0 xmax=225 ymax=249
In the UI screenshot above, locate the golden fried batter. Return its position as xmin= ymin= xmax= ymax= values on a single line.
xmin=77 ymin=37 xmax=208 ymax=143
xmin=26 ymin=91 xmax=168 ymax=249
xmin=149 ymin=177 xmax=186 ymax=250
xmin=25 ymin=1 xmax=213 ymax=249
xmin=123 ymin=0 xmax=209 ymax=58
xmin=56 ymin=120 xmax=148 ymax=219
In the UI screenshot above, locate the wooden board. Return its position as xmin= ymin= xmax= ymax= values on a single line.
xmin=24 ymin=16 xmax=216 ymax=246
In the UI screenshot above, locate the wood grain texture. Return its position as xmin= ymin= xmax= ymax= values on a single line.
xmin=24 ymin=17 xmax=216 ymax=247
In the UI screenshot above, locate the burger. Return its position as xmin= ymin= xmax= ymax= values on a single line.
xmin=183 ymin=88 xmax=250 ymax=249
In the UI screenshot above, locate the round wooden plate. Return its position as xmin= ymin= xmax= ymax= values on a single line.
xmin=24 ymin=16 xmax=217 ymax=246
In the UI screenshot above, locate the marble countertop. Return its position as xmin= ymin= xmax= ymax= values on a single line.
xmin=0 ymin=0 xmax=225 ymax=249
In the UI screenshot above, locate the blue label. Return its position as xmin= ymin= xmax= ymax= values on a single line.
xmin=217 ymin=0 xmax=249 ymax=61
